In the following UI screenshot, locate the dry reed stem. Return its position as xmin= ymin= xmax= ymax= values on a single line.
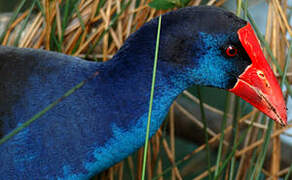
xmin=2 ymin=10 xmax=29 ymax=45
xmin=207 ymin=0 xmax=216 ymax=6
xmin=133 ymin=0 xmax=149 ymax=29
xmin=79 ymin=26 xmax=89 ymax=50
xmin=235 ymin=112 xmax=262 ymax=180
xmin=193 ymin=164 xmax=219 ymax=180
xmin=109 ymin=167 xmax=114 ymax=180
xmin=99 ymin=9 xmax=122 ymax=48
xmin=116 ymin=0 xmax=123 ymax=43
xmin=33 ymin=29 xmax=46 ymax=49
xmin=272 ymin=0 xmax=292 ymax=37
xmin=235 ymin=124 xmax=292 ymax=157
xmin=214 ymin=0 xmax=226 ymax=7
xmin=102 ymin=0 xmax=111 ymax=61
xmin=183 ymin=90 xmax=232 ymax=118
xmin=266 ymin=1 xmax=287 ymax=178
xmin=118 ymin=162 xmax=124 ymax=180
xmin=20 ymin=13 xmax=43 ymax=47
xmin=73 ymin=25 xmax=103 ymax=56
xmin=157 ymin=129 xmax=183 ymax=180
xmin=126 ymin=0 xmax=136 ymax=38
xmin=271 ymin=124 xmax=281 ymax=180
xmin=271 ymin=1 xmax=287 ymax=40
xmin=262 ymin=167 xmax=272 ymax=177
xmin=180 ymin=110 xmax=256 ymax=166
xmin=152 ymin=132 xmax=161 ymax=173
xmin=174 ymin=102 xmax=219 ymax=138
xmin=44 ymin=0 xmax=50 ymax=50
xmin=65 ymin=27 xmax=82 ymax=53
xmin=147 ymin=146 xmax=152 ymax=180
xmin=244 ymin=120 xmax=267 ymax=129
xmin=137 ymin=148 xmax=143 ymax=180
xmin=276 ymin=166 xmax=292 ymax=177
xmin=157 ymin=158 xmax=163 ymax=180
xmin=132 ymin=4 xmax=148 ymax=14
xmin=190 ymin=0 xmax=202 ymax=6
xmin=127 ymin=156 xmax=135 ymax=179
xmin=169 ymin=105 xmax=175 ymax=180
xmin=78 ymin=0 xmax=93 ymax=13
xmin=91 ymin=0 xmax=100 ymax=19
xmin=55 ymin=1 xmax=62 ymax=43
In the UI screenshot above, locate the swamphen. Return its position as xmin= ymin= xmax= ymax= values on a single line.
xmin=0 ymin=6 xmax=287 ymax=179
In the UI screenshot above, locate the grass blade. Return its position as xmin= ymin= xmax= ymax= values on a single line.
xmin=280 ymin=40 xmax=292 ymax=88
xmin=141 ymin=15 xmax=162 ymax=180
xmin=228 ymin=96 xmax=241 ymax=180
xmin=214 ymin=92 xmax=231 ymax=177
xmin=197 ymin=87 xmax=212 ymax=179
xmin=284 ymin=164 xmax=292 ymax=180
xmin=215 ymin=115 xmax=256 ymax=180
xmin=250 ymin=117 xmax=273 ymax=180
xmin=0 ymin=72 xmax=100 ymax=146
xmin=14 ymin=0 xmax=36 ymax=46
xmin=0 ymin=0 xmax=26 ymax=44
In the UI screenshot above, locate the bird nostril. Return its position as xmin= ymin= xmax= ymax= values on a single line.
xmin=257 ymin=70 xmax=265 ymax=79
xmin=256 ymin=70 xmax=270 ymax=88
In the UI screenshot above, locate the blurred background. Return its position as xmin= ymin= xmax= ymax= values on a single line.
xmin=0 ymin=0 xmax=291 ymax=179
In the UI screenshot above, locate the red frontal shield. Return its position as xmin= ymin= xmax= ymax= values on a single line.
xmin=229 ymin=23 xmax=287 ymax=126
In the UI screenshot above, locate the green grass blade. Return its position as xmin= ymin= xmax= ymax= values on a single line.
xmin=236 ymin=0 xmax=242 ymax=16
xmin=214 ymin=115 xmax=256 ymax=180
xmin=62 ymin=0 xmax=71 ymax=33
xmin=197 ymin=87 xmax=212 ymax=180
xmin=60 ymin=0 xmax=80 ymax=44
xmin=74 ymin=5 xmax=85 ymax=31
xmin=280 ymin=40 xmax=292 ymax=88
xmin=245 ymin=149 xmax=258 ymax=180
xmin=228 ymin=96 xmax=241 ymax=180
xmin=228 ymin=3 xmax=244 ymax=178
xmin=243 ymin=0 xmax=248 ymax=19
xmin=214 ymin=92 xmax=231 ymax=177
xmin=284 ymin=164 xmax=292 ymax=180
xmin=244 ymin=113 xmax=260 ymax=180
xmin=0 ymin=0 xmax=26 ymax=44
xmin=141 ymin=15 xmax=162 ymax=180
xmin=280 ymin=40 xmax=291 ymax=180
xmin=51 ymin=25 xmax=63 ymax=52
xmin=14 ymin=0 xmax=36 ymax=46
xmin=35 ymin=0 xmax=45 ymax=17
xmin=250 ymin=117 xmax=273 ymax=180
xmin=0 ymin=72 xmax=100 ymax=146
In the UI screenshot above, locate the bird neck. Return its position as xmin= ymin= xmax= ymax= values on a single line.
xmin=83 ymin=48 xmax=187 ymax=173
xmin=92 ymin=17 xmax=194 ymax=140
xmin=100 ymin=46 xmax=187 ymax=126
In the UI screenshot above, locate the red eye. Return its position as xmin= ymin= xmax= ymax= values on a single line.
xmin=226 ymin=45 xmax=238 ymax=57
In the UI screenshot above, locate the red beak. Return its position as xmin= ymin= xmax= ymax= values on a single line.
xmin=229 ymin=23 xmax=287 ymax=126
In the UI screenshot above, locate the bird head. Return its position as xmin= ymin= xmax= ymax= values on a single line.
xmin=154 ymin=6 xmax=287 ymax=125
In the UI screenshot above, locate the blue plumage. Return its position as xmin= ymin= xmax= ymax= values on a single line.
xmin=0 ymin=6 xmax=252 ymax=179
